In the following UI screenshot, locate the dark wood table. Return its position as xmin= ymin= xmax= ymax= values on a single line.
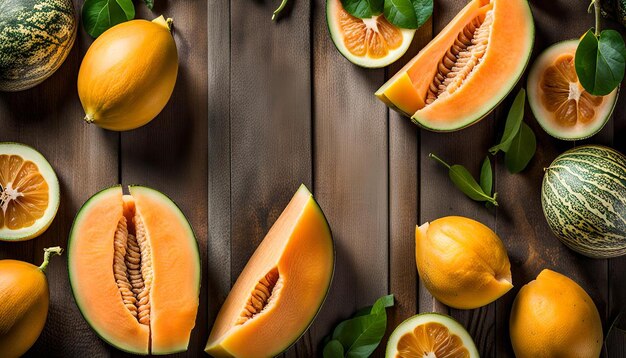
xmin=1 ymin=0 xmax=625 ymax=356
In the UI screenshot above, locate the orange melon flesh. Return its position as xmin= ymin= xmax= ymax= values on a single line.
xmin=129 ymin=186 xmax=200 ymax=354
xmin=375 ymin=0 xmax=534 ymax=131
xmin=68 ymin=186 xmax=200 ymax=355
xmin=206 ymin=185 xmax=334 ymax=357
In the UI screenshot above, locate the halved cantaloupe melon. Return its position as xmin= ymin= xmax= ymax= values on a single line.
xmin=68 ymin=186 xmax=200 ymax=355
xmin=375 ymin=0 xmax=534 ymax=131
xmin=205 ymin=185 xmax=334 ymax=357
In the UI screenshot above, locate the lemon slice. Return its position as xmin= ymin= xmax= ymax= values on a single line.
xmin=527 ymin=39 xmax=618 ymax=140
xmin=0 ymin=143 xmax=60 ymax=241
xmin=386 ymin=313 xmax=479 ymax=358
xmin=327 ymin=0 xmax=415 ymax=68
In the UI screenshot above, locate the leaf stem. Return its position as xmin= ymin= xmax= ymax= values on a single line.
xmin=428 ymin=153 xmax=451 ymax=169
xmin=39 ymin=246 xmax=63 ymax=273
xmin=593 ymin=0 xmax=602 ymax=35
xmin=490 ymin=192 xmax=499 ymax=207
xmin=272 ymin=0 xmax=289 ymax=21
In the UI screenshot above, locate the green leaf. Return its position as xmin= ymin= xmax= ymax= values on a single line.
xmin=341 ymin=0 xmax=384 ymax=18
xmin=480 ymin=156 xmax=493 ymax=196
xmin=328 ymin=295 xmax=394 ymax=358
xmin=323 ymin=340 xmax=345 ymax=358
xmin=144 ymin=0 xmax=154 ymax=10
xmin=489 ymin=89 xmax=526 ymax=155
xmin=576 ymin=29 xmax=626 ymax=96
xmin=383 ymin=0 xmax=433 ymax=29
xmin=429 ymin=153 xmax=498 ymax=206
xmin=410 ymin=0 xmax=433 ymax=28
xmin=505 ymin=122 xmax=536 ymax=174
xmin=82 ymin=0 xmax=135 ymax=38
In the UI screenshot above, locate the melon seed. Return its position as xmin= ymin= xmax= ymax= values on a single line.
xmin=112 ymin=213 xmax=153 ymax=325
xmin=426 ymin=10 xmax=493 ymax=105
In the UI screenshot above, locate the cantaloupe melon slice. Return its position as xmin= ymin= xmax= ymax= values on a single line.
xmin=375 ymin=0 xmax=534 ymax=131
xmin=205 ymin=185 xmax=334 ymax=357
xmin=68 ymin=186 xmax=200 ymax=355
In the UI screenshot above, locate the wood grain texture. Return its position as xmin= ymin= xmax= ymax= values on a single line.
xmin=228 ymin=0 xmax=313 ymax=357
xmin=311 ymin=0 xmax=389 ymax=356
xmin=207 ymin=0 xmax=231 ymax=343
xmin=386 ymin=19 xmax=430 ymax=335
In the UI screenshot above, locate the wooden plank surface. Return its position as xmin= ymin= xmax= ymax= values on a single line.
xmin=228 ymin=1 xmax=313 ymax=357
xmin=312 ymin=0 xmax=389 ymax=355
xmin=1 ymin=0 xmax=626 ymax=357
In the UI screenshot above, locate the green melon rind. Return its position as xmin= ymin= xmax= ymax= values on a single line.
xmin=326 ymin=0 xmax=416 ymax=69
xmin=0 ymin=0 xmax=77 ymax=91
xmin=542 ymin=145 xmax=626 ymax=258
xmin=385 ymin=313 xmax=479 ymax=357
xmin=0 ymin=142 xmax=60 ymax=241
xmin=527 ymin=40 xmax=619 ymax=141
xmin=68 ymin=185 xmax=201 ymax=355
xmin=410 ymin=0 xmax=535 ymax=132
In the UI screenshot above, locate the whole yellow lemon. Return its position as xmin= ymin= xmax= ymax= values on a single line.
xmin=510 ymin=269 xmax=603 ymax=358
xmin=78 ymin=16 xmax=178 ymax=131
xmin=415 ymin=216 xmax=513 ymax=309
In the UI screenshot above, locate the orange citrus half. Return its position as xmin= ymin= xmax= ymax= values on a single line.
xmin=527 ymin=39 xmax=618 ymax=140
xmin=0 ymin=143 xmax=59 ymax=241
xmin=327 ymin=0 xmax=415 ymax=68
xmin=386 ymin=313 xmax=479 ymax=358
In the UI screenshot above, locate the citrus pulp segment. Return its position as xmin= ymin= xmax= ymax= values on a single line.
xmin=386 ymin=313 xmax=479 ymax=358
xmin=527 ymin=40 xmax=618 ymax=140
xmin=0 ymin=143 xmax=59 ymax=241
xmin=326 ymin=0 xmax=415 ymax=68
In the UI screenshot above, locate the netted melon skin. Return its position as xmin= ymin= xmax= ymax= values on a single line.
xmin=0 ymin=0 xmax=77 ymax=91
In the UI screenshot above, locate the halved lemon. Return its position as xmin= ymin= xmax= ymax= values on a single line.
xmin=527 ymin=39 xmax=619 ymax=140
xmin=0 ymin=143 xmax=60 ymax=241
xmin=386 ymin=313 xmax=479 ymax=358
xmin=326 ymin=0 xmax=415 ymax=68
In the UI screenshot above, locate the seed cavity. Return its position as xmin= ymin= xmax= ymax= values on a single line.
xmin=426 ymin=9 xmax=494 ymax=105
xmin=113 ymin=212 xmax=153 ymax=325
xmin=236 ymin=268 xmax=282 ymax=325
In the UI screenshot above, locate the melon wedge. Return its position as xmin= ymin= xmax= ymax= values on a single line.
xmin=375 ymin=0 xmax=534 ymax=131
xmin=68 ymin=186 xmax=200 ymax=355
xmin=205 ymin=185 xmax=334 ymax=357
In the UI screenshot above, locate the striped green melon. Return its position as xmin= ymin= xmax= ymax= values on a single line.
xmin=542 ymin=145 xmax=626 ymax=258
xmin=0 ymin=0 xmax=77 ymax=91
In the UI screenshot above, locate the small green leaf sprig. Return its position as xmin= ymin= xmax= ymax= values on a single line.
xmin=340 ymin=0 xmax=433 ymax=29
xmin=429 ymin=153 xmax=498 ymax=207
xmin=489 ymin=89 xmax=536 ymax=174
xmin=323 ymin=295 xmax=394 ymax=358
xmin=82 ymin=0 xmax=155 ymax=38
xmin=575 ymin=0 xmax=626 ymax=96
xmin=429 ymin=89 xmax=537 ymax=207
